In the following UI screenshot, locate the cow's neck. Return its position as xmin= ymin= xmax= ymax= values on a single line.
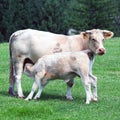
xmin=68 ymin=35 xmax=89 ymax=51
xmin=81 ymin=37 xmax=89 ymax=50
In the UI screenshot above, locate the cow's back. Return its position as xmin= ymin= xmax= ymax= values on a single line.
xmin=10 ymin=29 xmax=70 ymax=62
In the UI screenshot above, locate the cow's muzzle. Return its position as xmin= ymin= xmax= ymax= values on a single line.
xmin=96 ymin=48 xmax=106 ymax=55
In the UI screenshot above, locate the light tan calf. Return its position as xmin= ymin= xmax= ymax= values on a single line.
xmin=24 ymin=50 xmax=96 ymax=104
xmin=9 ymin=29 xmax=114 ymax=98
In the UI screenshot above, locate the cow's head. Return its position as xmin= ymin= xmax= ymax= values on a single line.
xmin=82 ymin=29 xmax=114 ymax=55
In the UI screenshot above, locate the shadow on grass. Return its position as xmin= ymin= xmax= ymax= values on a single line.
xmin=0 ymin=90 xmax=67 ymax=101
xmin=0 ymin=90 xmax=11 ymax=97
xmin=0 ymin=90 xmax=85 ymax=104
xmin=24 ymin=91 xmax=67 ymax=101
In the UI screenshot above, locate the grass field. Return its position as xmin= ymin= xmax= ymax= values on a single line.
xmin=0 ymin=38 xmax=120 ymax=120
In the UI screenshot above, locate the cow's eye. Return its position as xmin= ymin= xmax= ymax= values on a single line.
xmin=92 ymin=39 xmax=96 ymax=41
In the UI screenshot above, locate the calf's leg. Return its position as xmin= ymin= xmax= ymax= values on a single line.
xmin=25 ymin=71 xmax=45 ymax=101
xmin=80 ymin=74 xmax=92 ymax=104
xmin=25 ymin=80 xmax=39 ymax=101
xmin=33 ymin=76 xmax=46 ymax=100
xmin=89 ymin=74 xmax=98 ymax=102
xmin=33 ymin=84 xmax=44 ymax=100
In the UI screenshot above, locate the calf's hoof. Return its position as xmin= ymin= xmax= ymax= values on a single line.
xmin=34 ymin=96 xmax=40 ymax=100
xmin=86 ymin=100 xmax=91 ymax=104
xmin=25 ymin=98 xmax=31 ymax=101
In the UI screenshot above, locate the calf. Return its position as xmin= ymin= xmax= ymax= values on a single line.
xmin=9 ymin=29 xmax=114 ymax=98
xmin=24 ymin=50 xmax=97 ymax=104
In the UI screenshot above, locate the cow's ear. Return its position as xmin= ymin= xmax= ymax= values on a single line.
xmin=102 ymin=30 xmax=114 ymax=39
xmin=81 ymin=31 xmax=91 ymax=40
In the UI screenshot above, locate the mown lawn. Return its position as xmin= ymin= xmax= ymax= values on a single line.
xmin=0 ymin=38 xmax=120 ymax=120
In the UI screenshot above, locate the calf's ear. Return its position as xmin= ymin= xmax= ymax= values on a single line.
xmin=24 ymin=63 xmax=34 ymax=74
xmin=81 ymin=31 xmax=91 ymax=40
xmin=102 ymin=30 xmax=114 ymax=39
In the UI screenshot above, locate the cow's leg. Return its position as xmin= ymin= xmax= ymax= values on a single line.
xmin=66 ymin=79 xmax=74 ymax=100
xmin=89 ymin=74 xmax=98 ymax=102
xmin=14 ymin=61 xmax=24 ymax=98
xmin=8 ymin=61 xmax=16 ymax=96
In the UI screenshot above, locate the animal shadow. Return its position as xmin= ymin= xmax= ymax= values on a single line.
xmin=24 ymin=91 xmax=67 ymax=101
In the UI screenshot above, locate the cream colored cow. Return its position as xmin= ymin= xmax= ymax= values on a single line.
xmin=9 ymin=29 xmax=113 ymax=98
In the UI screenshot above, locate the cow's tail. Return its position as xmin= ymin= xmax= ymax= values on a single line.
xmin=8 ymin=34 xmax=16 ymax=96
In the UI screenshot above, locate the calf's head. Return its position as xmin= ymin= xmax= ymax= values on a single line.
xmin=82 ymin=29 xmax=114 ymax=55
xmin=24 ymin=63 xmax=34 ymax=77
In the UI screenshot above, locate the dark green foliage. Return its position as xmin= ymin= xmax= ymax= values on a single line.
xmin=113 ymin=0 xmax=120 ymax=36
xmin=68 ymin=0 xmax=119 ymax=33
xmin=32 ymin=0 xmax=69 ymax=33
xmin=0 ymin=0 xmax=69 ymax=41
xmin=0 ymin=0 xmax=120 ymax=42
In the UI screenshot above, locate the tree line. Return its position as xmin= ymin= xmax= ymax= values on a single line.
xmin=0 ymin=0 xmax=119 ymax=42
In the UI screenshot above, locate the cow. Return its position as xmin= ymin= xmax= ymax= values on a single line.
xmin=67 ymin=28 xmax=80 ymax=35
xmin=9 ymin=29 xmax=114 ymax=98
xmin=24 ymin=50 xmax=96 ymax=104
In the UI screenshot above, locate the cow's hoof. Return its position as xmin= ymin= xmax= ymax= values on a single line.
xmin=66 ymin=96 xmax=73 ymax=101
xmin=92 ymin=97 xmax=98 ymax=102
xmin=18 ymin=95 xmax=25 ymax=99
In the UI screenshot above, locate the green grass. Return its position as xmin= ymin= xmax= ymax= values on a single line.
xmin=0 ymin=38 xmax=120 ymax=120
